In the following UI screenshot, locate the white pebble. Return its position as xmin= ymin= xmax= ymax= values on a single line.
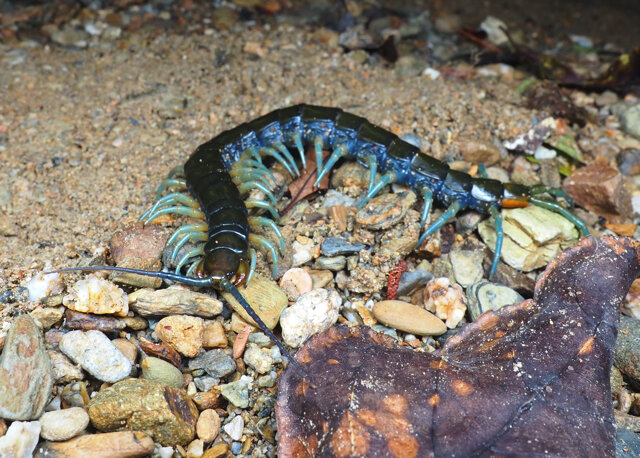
xmin=292 ymin=240 xmax=315 ymax=266
xmin=280 ymin=289 xmax=341 ymax=347
xmin=59 ymin=330 xmax=132 ymax=382
xmin=0 ymin=421 xmax=41 ymax=457
xmin=39 ymin=407 xmax=89 ymax=441
xmin=26 ymin=272 xmax=64 ymax=301
xmin=63 ymin=274 xmax=129 ymax=317
xmin=223 ymin=415 xmax=244 ymax=441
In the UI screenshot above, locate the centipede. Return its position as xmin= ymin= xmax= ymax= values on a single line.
xmin=52 ymin=104 xmax=589 ymax=384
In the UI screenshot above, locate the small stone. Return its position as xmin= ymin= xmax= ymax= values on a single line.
xmin=292 ymin=239 xmax=315 ymax=266
xmin=111 ymin=338 xmax=137 ymax=364
xmin=280 ymin=289 xmax=342 ymax=348
xmin=130 ymin=286 xmax=223 ymax=317
xmin=187 ymin=439 xmax=204 ymax=457
xmin=188 ymin=349 xmax=236 ymax=378
xmin=111 ymin=257 xmax=163 ymax=288
xmin=230 ymin=313 xmax=256 ymax=334
xmin=330 ymin=162 xmax=369 ymax=193
xmin=314 ymin=255 xmax=347 ymax=271
xmin=194 ymin=376 xmax=218 ymax=392
xmin=373 ymin=300 xmax=447 ymax=336
xmin=39 ymin=407 xmax=90 ymax=441
xmin=617 ymin=148 xmax=640 ymax=176
xmin=222 ymin=275 xmax=287 ymax=330
xmin=29 ymin=306 xmax=64 ymax=329
xmin=623 ymin=278 xmax=640 ymax=320
xmin=202 ymin=443 xmax=229 ymax=458
xmin=220 ymin=376 xmax=251 ymax=409
xmin=621 ymin=104 xmax=640 ymax=139
xmin=197 ymin=409 xmax=221 ymax=443
xmin=191 ymin=391 xmax=222 ymax=411
xmin=50 ymin=26 xmax=90 ymax=48
xmin=328 ymin=205 xmax=349 ymax=231
xmin=211 ymin=6 xmax=238 ymax=30
xmin=64 ymin=309 xmax=125 ymax=332
xmin=563 ymin=162 xmax=631 ymax=222
xmin=62 ymin=275 xmax=129 ymax=317
xmin=156 ymin=315 xmax=204 ymax=357
xmin=614 ymin=315 xmax=640 ymax=386
xmin=0 ymin=315 xmax=54 ymax=420
xmin=321 ymin=189 xmax=357 ymax=208
xmin=457 ymin=138 xmax=501 ymax=166
xmin=257 ymin=372 xmax=276 ymax=388
xmin=356 ymin=191 xmax=417 ymax=230
xmin=203 ymin=321 xmax=228 ymax=348
xmin=467 ymin=281 xmax=524 ymax=321
xmin=141 ymin=357 xmax=184 ymax=388
xmin=223 ymin=415 xmax=244 ymax=441
xmin=243 ymin=343 xmax=274 ymax=374
xmin=230 ymin=441 xmax=243 ymax=454
xmin=248 ymin=332 xmax=271 ymax=347
xmin=449 ymin=250 xmax=485 ymax=287
xmin=88 ymin=378 xmax=198 ymax=446
xmin=424 ymin=277 xmax=467 ymax=329
xmin=244 ymin=41 xmax=267 ymax=58
xmin=49 ymin=350 xmax=84 ymax=383
xmin=308 ymin=269 xmax=334 ymax=289
xmin=25 ymin=272 xmax=64 ymax=302
xmin=321 ymin=237 xmax=365 ymax=256
xmin=0 ymin=421 xmax=40 ymax=457
xmin=39 ymin=431 xmax=154 ymax=456
xmin=110 ymin=222 xmax=169 ymax=263
xmin=279 ymin=268 xmax=313 ymax=301
xmin=611 ymin=367 xmax=624 ymax=398
xmin=59 ymin=330 xmax=132 ymax=383
xmin=397 ymin=270 xmax=433 ymax=296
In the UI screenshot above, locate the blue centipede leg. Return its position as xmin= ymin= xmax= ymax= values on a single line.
xmin=477 ymin=163 xmax=488 ymax=179
xmin=249 ymin=234 xmax=279 ymax=277
xmin=259 ymin=147 xmax=296 ymax=177
xmin=488 ymin=206 xmax=503 ymax=280
xmin=166 ymin=165 xmax=184 ymax=178
xmin=314 ymin=144 xmax=347 ymax=187
xmin=248 ymin=216 xmax=285 ymax=253
xmin=417 ymin=200 xmax=462 ymax=246
xmin=237 ymin=182 xmax=278 ymax=206
xmin=230 ymin=168 xmax=275 ymax=190
xmin=245 ymin=200 xmax=279 ymax=220
xmin=357 ymin=171 xmax=397 ymax=209
xmin=419 ymin=187 xmax=434 ymax=230
xmin=171 ymin=231 xmax=208 ymax=264
xmin=291 ymin=132 xmax=306 ymax=168
xmin=143 ymin=206 xmax=205 ymax=224
xmin=529 ymin=197 xmax=589 ymax=236
xmin=529 ymin=185 xmax=575 ymax=207
xmin=247 ymin=248 xmax=257 ymax=284
xmin=141 ymin=192 xmax=200 ymax=222
xmin=313 ymin=136 xmax=324 ymax=172
xmin=175 ymin=245 xmax=205 ymax=274
xmin=167 ymin=222 xmax=208 ymax=246
xmin=366 ymin=156 xmax=378 ymax=193
xmin=155 ymin=178 xmax=187 ymax=198
xmin=186 ymin=260 xmax=200 ymax=278
xmin=273 ymin=141 xmax=300 ymax=176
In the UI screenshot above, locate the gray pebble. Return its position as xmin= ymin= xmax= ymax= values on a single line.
xmin=450 ymin=250 xmax=484 ymax=287
xmin=244 ymin=344 xmax=274 ymax=374
xmin=257 ymin=372 xmax=277 ymax=388
xmin=621 ymin=104 xmax=640 ymax=140
xmin=220 ymin=377 xmax=251 ymax=408
xmin=315 ymin=255 xmax=347 ymax=271
xmin=614 ymin=315 xmax=640 ymax=386
xmin=321 ymin=237 xmax=365 ymax=256
xmin=370 ymin=324 xmax=398 ymax=340
xmin=194 ymin=375 xmax=219 ymax=392
xmin=467 ymin=281 xmax=524 ymax=321
xmin=224 ymin=415 xmax=244 ymax=441
xmin=231 ymin=441 xmax=243 ymax=454
xmin=248 ymin=332 xmax=271 ymax=347
xmin=397 ymin=270 xmax=433 ymax=296
xmin=321 ymin=190 xmax=356 ymax=208
xmin=188 ymin=349 xmax=236 ymax=379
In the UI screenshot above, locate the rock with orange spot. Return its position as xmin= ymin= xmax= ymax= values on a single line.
xmin=276 ymin=236 xmax=640 ymax=457
xmin=423 ymin=277 xmax=467 ymax=328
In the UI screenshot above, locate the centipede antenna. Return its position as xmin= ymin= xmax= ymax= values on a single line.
xmin=489 ymin=206 xmax=503 ymax=280
xmin=45 ymin=266 xmax=214 ymax=287
xmin=220 ymin=279 xmax=314 ymax=387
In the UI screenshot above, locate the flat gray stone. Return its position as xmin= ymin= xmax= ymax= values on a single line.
xmin=188 ymin=349 xmax=236 ymax=379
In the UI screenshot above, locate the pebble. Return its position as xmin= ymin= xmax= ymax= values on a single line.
xmin=59 ymin=330 xmax=132 ymax=383
xmin=292 ymin=238 xmax=316 ymax=266
xmin=203 ymin=443 xmax=229 ymax=458
xmin=155 ymin=315 xmax=204 ymax=357
xmin=109 ymin=222 xmax=168 ymax=262
xmin=624 ymin=278 xmax=640 ymax=320
xmin=188 ymin=349 xmax=236 ymax=379
xmin=621 ymin=104 xmax=640 ymax=139
xmin=279 ymin=268 xmax=313 ymax=301
xmin=478 ymin=206 xmax=578 ymax=272
xmin=614 ymin=315 xmax=640 ymax=386
xmin=88 ymin=378 xmax=198 ymax=446
xmin=231 ymin=441 xmax=243 ymax=454
xmin=62 ymin=275 xmax=129 ymax=317
xmin=563 ymin=161 xmax=631 ymax=221
xmin=457 ymin=137 xmax=501 ymax=166
xmin=196 ymin=409 xmax=221 ymax=443
xmin=0 ymin=286 xmax=28 ymax=304
xmin=187 ymin=439 xmax=204 ymax=457
xmin=64 ymin=309 xmax=126 ymax=332
xmin=321 ymin=237 xmax=365 ymax=256
xmin=0 ymin=315 xmax=54 ymax=420
xmin=321 ymin=189 xmax=356 ymax=208
xmin=467 ymin=281 xmax=524 ymax=321
xmin=356 ymin=191 xmax=417 ymax=230
xmin=248 ymin=332 xmax=271 ymax=347
xmin=39 ymin=407 xmax=90 ymax=441
xmin=194 ymin=376 xmax=218 ymax=392
xmin=449 ymin=250 xmax=484 ymax=287
xmin=396 ymin=269 xmax=433 ymax=296
xmin=203 ymin=320 xmax=228 ymax=348
xmin=111 ymin=338 xmax=137 ymax=364
xmin=39 ymin=431 xmax=154 ymax=457
xmin=257 ymin=372 xmax=277 ymax=388
xmin=224 ymin=415 xmax=245 ymax=441
xmin=49 ymin=350 xmax=84 ymax=383
xmin=280 ymin=289 xmax=342 ymax=348
xmin=222 ymin=275 xmax=288 ymax=330
xmin=308 ymin=269 xmax=334 ymax=289
xmin=423 ymin=277 xmax=467 ymax=329
xmin=617 ymin=148 xmax=640 ymax=175
xmin=330 ymin=162 xmax=369 ymax=193
xmin=111 ymin=257 xmax=163 ymax=289
xmin=220 ymin=376 xmax=252 ymax=409
xmin=50 ymin=26 xmax=90 ymax=48
xmin=244 ymin=343 xmax=274 ymax=374
xmin=372 ymin=300 xmax=447 ymax=336
xmin=130 ymin=285 xmax=223 ymax=317
xmin=315 ymin=255 xmax=347 ymax=271
xmin=25 ymin=272 xmax=64 ymax=302
xmin=30 ymin=306 xmax=64 ymax=329
xmin=141 ymin=356 xmax=184 ymax=388
xmin=0 ymin=421 xmax=40 ymax=457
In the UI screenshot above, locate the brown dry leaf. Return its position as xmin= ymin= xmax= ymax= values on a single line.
xmin=276 ymin=236 xmax=640 ymax=457
xmin=283 ymin=149 xmax=330 ymax=215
